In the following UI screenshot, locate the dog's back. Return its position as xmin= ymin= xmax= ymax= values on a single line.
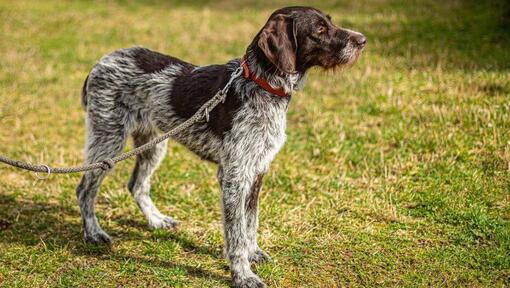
xmin=80 ymin=47 xmax=253 ymax=163
xmin=81 ymin=47 xmax=191 ymax=109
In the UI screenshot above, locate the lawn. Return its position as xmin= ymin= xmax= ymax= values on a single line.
xmin=0 ymin=0 xmax=509 ymax=287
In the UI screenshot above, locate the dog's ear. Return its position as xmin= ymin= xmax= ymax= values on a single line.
xmin=258 ymin=14 xmax=296 ymax=74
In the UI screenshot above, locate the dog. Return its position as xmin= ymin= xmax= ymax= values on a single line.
xmin=77 ymin=6 xmax=365 ymax=287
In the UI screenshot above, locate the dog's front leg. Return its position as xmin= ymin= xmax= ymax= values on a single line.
xmin=246 ymin=173 xmax=271 ymax=264
xmin=218 ymin=166 xmax=266 ymax=288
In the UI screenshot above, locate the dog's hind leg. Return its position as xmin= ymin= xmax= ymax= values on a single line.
xmin=128 ymin=131 xmax=178 ymax=229
xmin=76 ymin=122 xmax=128 ymax=245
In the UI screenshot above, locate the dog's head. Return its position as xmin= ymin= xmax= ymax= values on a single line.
xmin=250 ymin=6 xmax=366 ymax=74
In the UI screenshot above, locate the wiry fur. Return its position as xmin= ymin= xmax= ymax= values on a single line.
xmin=76 ymin=6 xmax=365 ymax=288
xmin=78 ymin=47 xmax=291 ymax=287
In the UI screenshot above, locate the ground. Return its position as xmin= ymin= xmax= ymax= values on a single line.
xmin=0 ymin=0 xmax=509 ymax=287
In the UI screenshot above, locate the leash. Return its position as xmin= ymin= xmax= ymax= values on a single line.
xmin=0 ymin=63 xmax=244 ymax=179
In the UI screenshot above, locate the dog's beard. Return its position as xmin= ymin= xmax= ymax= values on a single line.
xmin=318 ymin=44 xmax=364 ymax=71
xmin=338 ymin=44 xmax=363 ymax=67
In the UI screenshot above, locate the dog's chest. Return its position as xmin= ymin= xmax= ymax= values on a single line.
xmin=224 ymin=95 xmax=288 ymax=173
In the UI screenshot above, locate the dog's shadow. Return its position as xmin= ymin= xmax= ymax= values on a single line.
xmin=0 ymin=194 xmax=229 ymax=284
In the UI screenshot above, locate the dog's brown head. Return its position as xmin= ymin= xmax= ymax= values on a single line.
xmin=249 ymin=6 xmax=366 ymax=74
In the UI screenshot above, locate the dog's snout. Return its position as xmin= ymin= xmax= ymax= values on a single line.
xmin=353 ymin=34 xmax=367 ymax=48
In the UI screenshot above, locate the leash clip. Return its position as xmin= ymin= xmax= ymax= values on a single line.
xmin=220 ymin=64 xmax=244 ymax=96
xmin=35 ymin=165 xmax=51 ymax=180
xmin=204 ymin=107 xmax=209 ymax=122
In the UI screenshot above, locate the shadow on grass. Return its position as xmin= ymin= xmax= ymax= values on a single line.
xmin=0 ymin=194 xmax=229 ymax=284
xmin=367 ymin=0 xmax=510 ymax=71
xmin=112 ymin=217 xmax=223 ymax=258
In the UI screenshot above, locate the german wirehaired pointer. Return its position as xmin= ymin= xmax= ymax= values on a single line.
xmin=77 ymin=6 xmax=365 ymax=287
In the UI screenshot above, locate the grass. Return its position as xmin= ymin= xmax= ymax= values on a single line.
xmin=0 ymin=0 xmax=509 ymax=287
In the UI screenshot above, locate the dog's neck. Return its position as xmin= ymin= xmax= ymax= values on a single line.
xmin=244 ymin=47 xmax=306 ymax=96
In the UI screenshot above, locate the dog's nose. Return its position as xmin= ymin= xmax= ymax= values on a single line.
xmin=354 ymin=34 xmax=367 ymax=48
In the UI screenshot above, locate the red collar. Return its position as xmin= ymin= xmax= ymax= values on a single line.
xmin=241 ymin=58 xmax=290 ymax=97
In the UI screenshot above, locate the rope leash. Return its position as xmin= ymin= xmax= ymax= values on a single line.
xmin=0 ymin=63 xmax=244 ymax=178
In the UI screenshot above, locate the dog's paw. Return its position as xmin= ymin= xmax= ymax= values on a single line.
xmin=249 ymin=249 xmax=271 ymax=264
xmin=84 ymin=229 xmax=112 ymax=245
xmin=148 ymin=215 xmax=179 ymax=229
xmin=232 ymin=274 xmax=266 ymax=288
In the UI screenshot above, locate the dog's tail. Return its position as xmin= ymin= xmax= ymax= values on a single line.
xmin=81 ymin=74 xmax=89 ymax=108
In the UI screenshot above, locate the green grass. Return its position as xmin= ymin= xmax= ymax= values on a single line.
xmin=0 ymin=0 xmax=509 ymax=287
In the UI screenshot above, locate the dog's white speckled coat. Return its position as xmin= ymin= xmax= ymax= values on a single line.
xmin=76 ymin=6 xmax=365 ymax=288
